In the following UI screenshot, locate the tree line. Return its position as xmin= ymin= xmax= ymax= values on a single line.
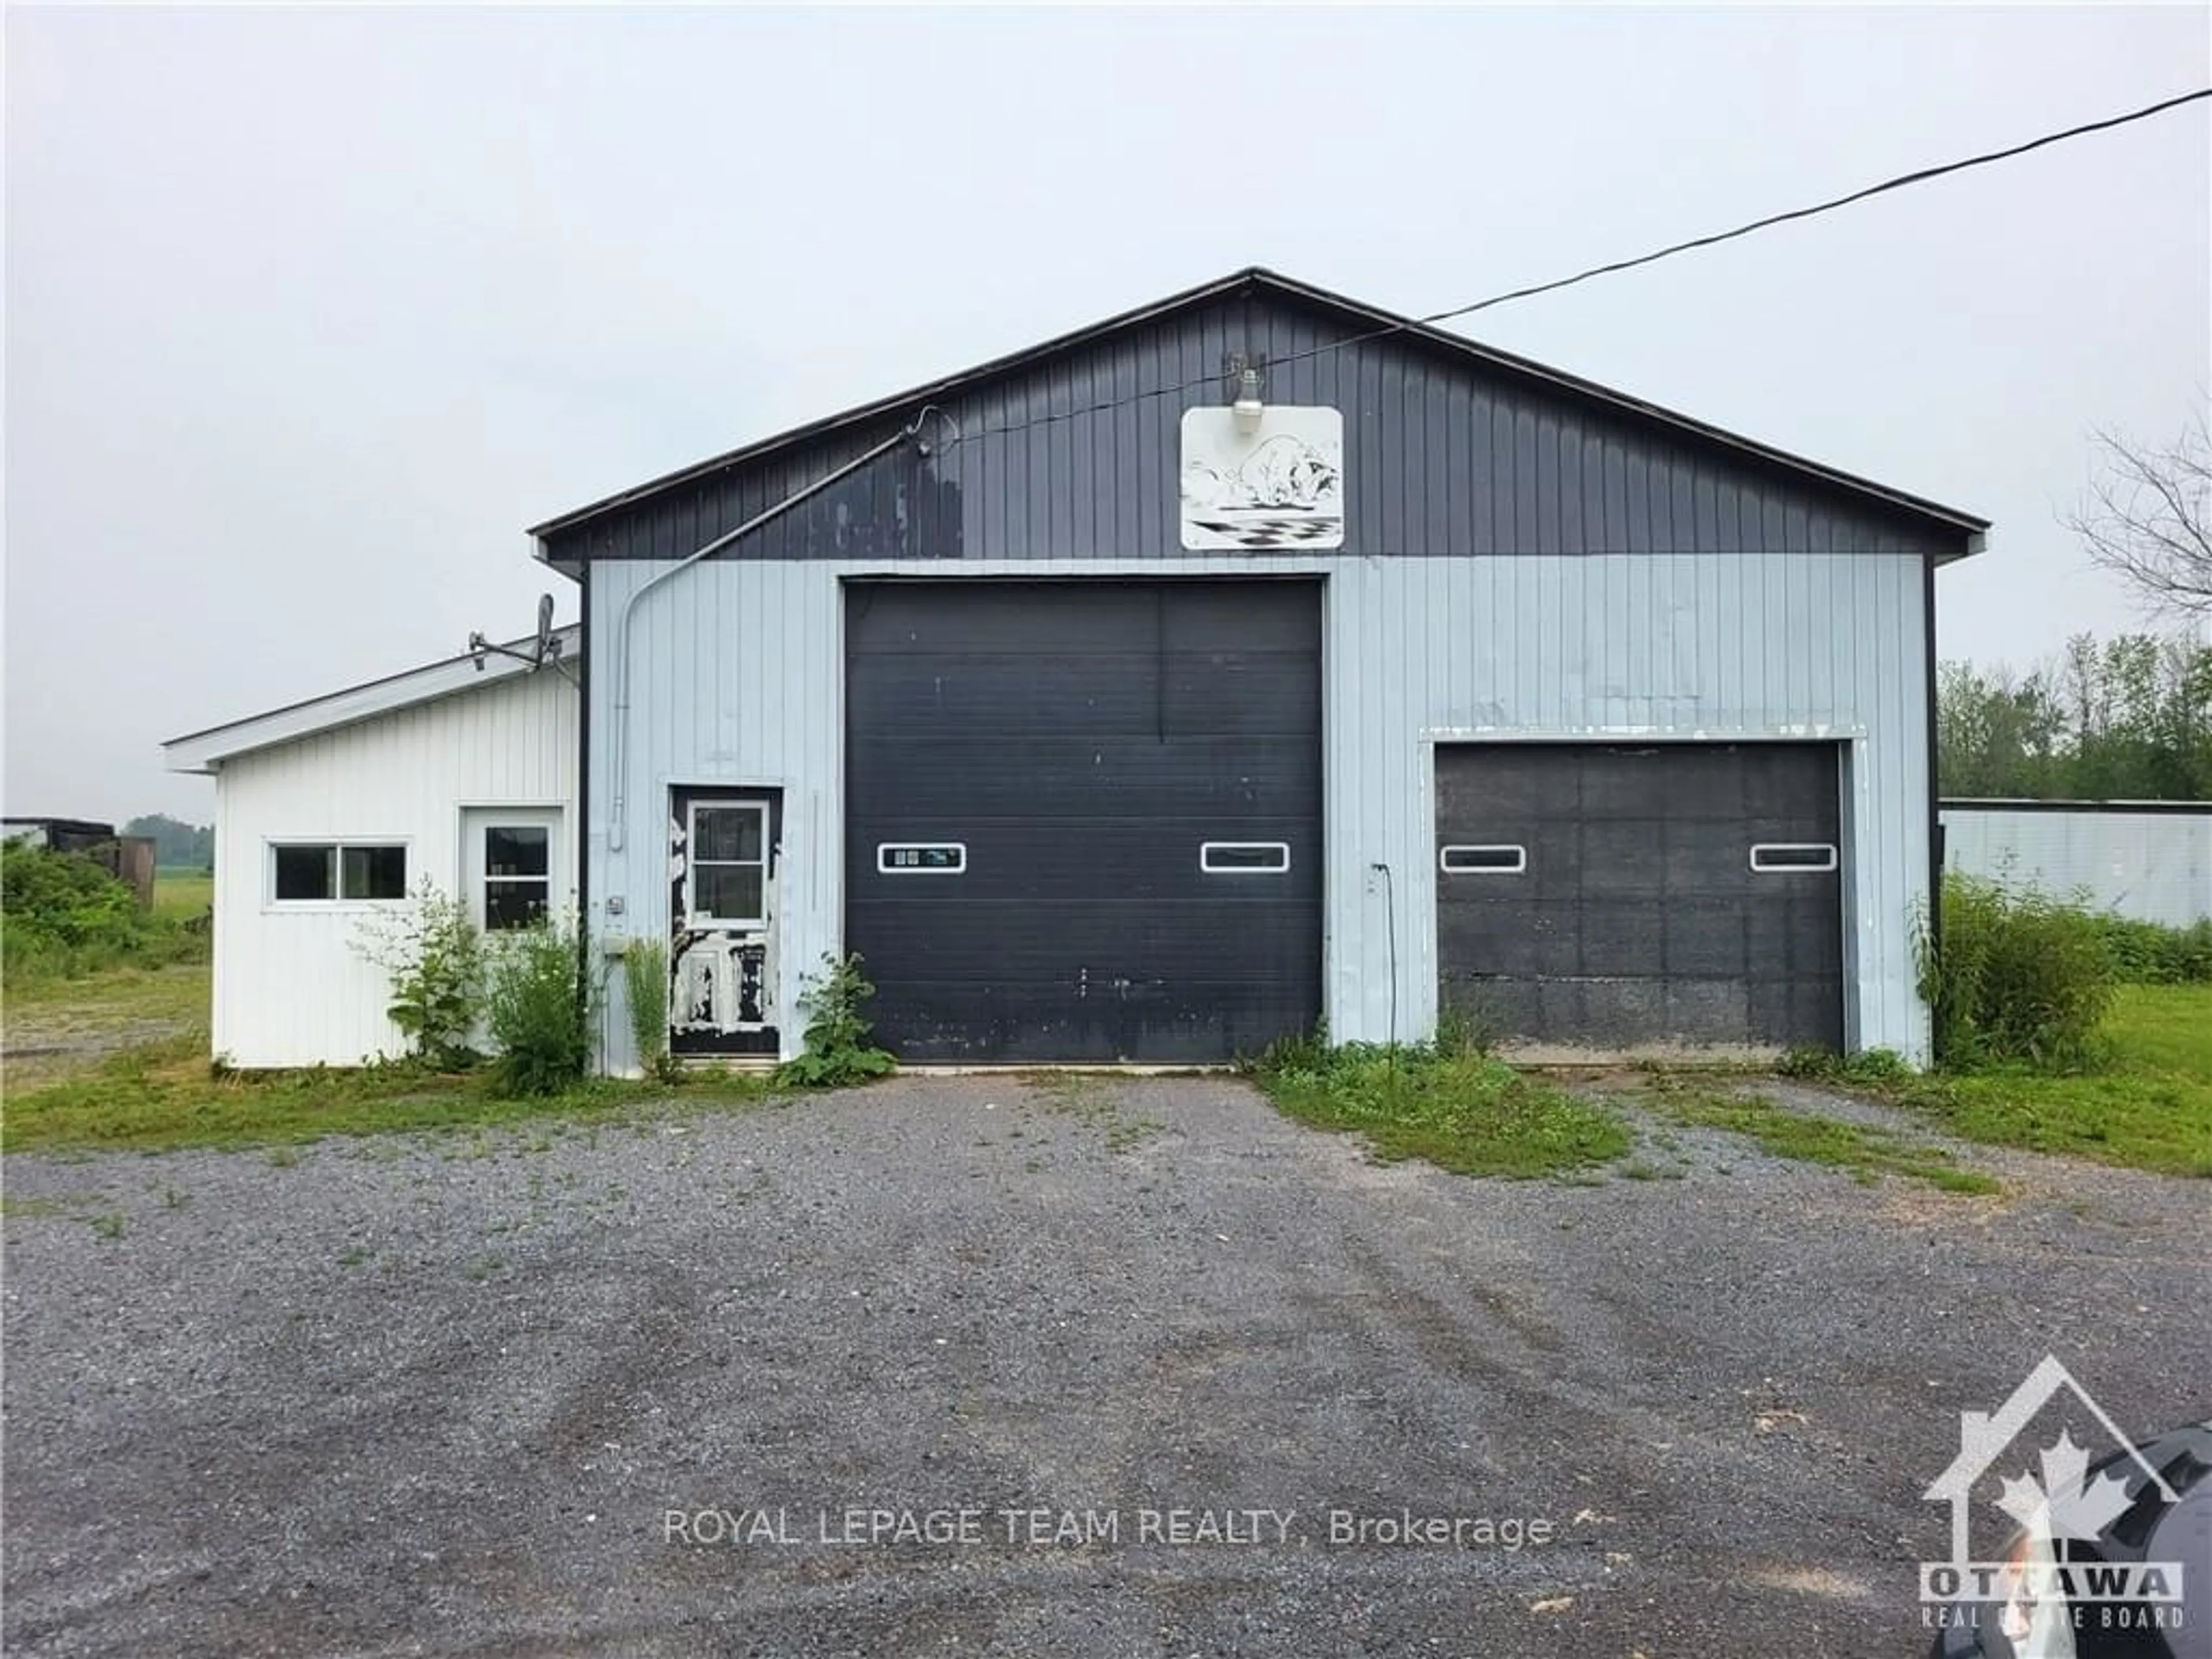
xmin=123 ymin=815 xmax=213 ymax=869
xmin=1937 ymin=631 xmax=2211 ymax=801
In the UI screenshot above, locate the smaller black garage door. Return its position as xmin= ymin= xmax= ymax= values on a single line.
xmin=1435 ymin=743 xmax=1844 ymax=1050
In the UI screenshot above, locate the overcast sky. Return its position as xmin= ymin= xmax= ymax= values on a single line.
xmin=5 ymin=5 xmax=2207 ymax=824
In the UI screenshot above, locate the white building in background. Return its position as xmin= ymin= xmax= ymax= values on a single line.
xmin=1941 ymin=800 xmax=2212 ymax=927
xmin=162 ymin=635 xmax=578 ymax=1069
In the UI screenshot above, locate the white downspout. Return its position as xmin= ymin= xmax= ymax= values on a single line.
xmin=604 ymin=408 xmax=947 ymax=853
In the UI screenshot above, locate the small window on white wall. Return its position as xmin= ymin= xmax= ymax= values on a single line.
xmin=270 ymin=843 xmax=407 ymax=903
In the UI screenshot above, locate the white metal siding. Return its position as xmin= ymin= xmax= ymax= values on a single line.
xmin=1941 ymin=808 xmax=2212 ymax=927
xmin=591 ymin=550 xmax=1932 ymax=1067
xmin=213 ymin=669 xmax=579 ymax=1067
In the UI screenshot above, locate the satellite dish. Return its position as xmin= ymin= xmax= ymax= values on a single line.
xmin=535 ymin=593 xmax=555 ymax=664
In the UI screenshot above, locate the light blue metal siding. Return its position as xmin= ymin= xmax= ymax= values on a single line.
xmin=590 ymin=550 xmax=1934 ymax=1067
xmin=1325 ymin=552 xmax=1930 ymax=1059
xmin=545 ymin=291 xmax=1960 ymax=569
xmin=588 ymin=559 xmax=844 ymax=1075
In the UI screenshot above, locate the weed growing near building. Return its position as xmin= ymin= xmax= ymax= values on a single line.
xmin=775 ymin=953 xmax=895 ymax=1088
xmin=484 ymin=918 xmax=596 ymax=1096
xmin=621 ymin=938 xmax=679 ymax=1082
xmin=1915 ymin=872 xmax=2118 ymax=1069
xmin=352 ymin=881 xmax=484 ymax=1070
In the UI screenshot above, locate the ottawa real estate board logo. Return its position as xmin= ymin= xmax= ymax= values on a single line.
xmin=1921 ymin=1354 xmax=2187 ymax=1647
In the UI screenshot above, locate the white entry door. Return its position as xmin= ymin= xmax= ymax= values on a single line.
xmin=669 ymin=791 xmax=780 ymax=1055
xmin=461 ymin=806 xmax=564 ymax=934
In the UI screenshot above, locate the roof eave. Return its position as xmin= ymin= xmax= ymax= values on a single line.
xmin=1247 ymin=270 xmax=1988 ymax=540
xmin=525 ymin=267 xmax=1274 ymax=540
xmin=162 ymin=626 xmax=581 ymax=774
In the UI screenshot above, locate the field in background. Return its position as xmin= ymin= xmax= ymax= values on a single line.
xmin=153 ymin=869 xmax=213 ymax=923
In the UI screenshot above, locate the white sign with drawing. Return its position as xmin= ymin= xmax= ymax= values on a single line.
xmin=1179 ymin=406 xmax=1344 ymax=551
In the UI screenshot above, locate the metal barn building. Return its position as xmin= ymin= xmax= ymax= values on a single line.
xmin=534 ymin=268 xmax=1986 ymax=1072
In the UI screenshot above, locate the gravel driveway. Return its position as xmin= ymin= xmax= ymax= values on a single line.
xmin=5 ymin=1074 xmax=2206 ymax=1657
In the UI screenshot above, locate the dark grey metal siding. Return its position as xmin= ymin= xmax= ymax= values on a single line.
xmin=1435 ymin=743 xmax=1844 ymax=1050
xmin=541 ymin=290 xmax=1960 ymax=569
xmin=845 ymin=578 xmax=1323 ymax=1063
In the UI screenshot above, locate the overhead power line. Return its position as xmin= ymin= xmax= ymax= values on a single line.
xmin=945 ymin=86 xmax=2212 ymax=449
xmin=1426 ymin=86 xmax=2211 ymax=327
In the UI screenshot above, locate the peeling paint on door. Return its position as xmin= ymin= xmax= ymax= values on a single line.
xmin=668 ymin=789 xmax=782 ymax=1058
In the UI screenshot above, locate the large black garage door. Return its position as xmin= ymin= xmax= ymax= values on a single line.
xmin=846 ymin=579 xmax=1323 ymax=1063
xmin=1435 ymin=743 xmax=1843 ymax=1050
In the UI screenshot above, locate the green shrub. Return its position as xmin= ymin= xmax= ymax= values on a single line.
xmin=1433 ymin=1003 xmax=1499 ymax=1059
xmin=1 ymin=841 xmax=198 ymax=981
xmin=1245 ymin=1020 xmax=1330 ymax=1078
xmin=621 ymin=938 xmax=677 ymax=1082
xmin=774 ymin=953 xmax=895 ymax=1088
xmin=351 ymin=881 xmax=483 ymax=1069
xmin=1778 ymin=1045 xmax=1915 ymax=1084
xmin=1915 ymin=873 xmax=2118 ymax=1070
xmin=2087 ymin=915 xmax=2212 ymax=985
xmin=483 ymin=917 xmax=596 ymax=1096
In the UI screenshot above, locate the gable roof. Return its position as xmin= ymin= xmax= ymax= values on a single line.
xmin=527 ymin=264 xmax=1988 ymax=550
xmin=162 ymin=627 xmax=579 ymax=775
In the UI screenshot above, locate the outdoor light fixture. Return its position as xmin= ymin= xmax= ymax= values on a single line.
xmin=1232 ymin=366 xmax=1264 ymax=435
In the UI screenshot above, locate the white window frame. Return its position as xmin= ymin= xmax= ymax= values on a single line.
xmin=457 ymin=804 xmax=565 ymax=935
xmin=1439 ymin=844 xmax=1528 ymax=874
xmin=1199 ymin=841 xmax=1291 ymax=874
xmin=877 ymin=842 xmax=967 ymax=875
xmin=1749 ymin=842 xmax=1839 ymax=873
xmin=479 ymin=824 xmax=555 ymax=930
xmin=265 ymin=839 xmax=411 ymax=910
xmin=686 ymin=800 xmax=769 ymax=927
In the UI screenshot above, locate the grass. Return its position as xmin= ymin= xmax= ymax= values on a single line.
xmin=1711 ymin=985 xmax=2210 ymax=1180
xmin=1633 ymin=1074 xmax=2002 ymax=1194
xmin=1 ymin=962 xmax=785 ymax=1156
xmin=1878 ymin=984 xmax=2212 ymax=1178
xmin=12 ymin=946 xmax=2200 ymax=1181
xmin=2 ymin=963 xmax=213 ymax=1093
xmin=4 ymin=959 xmax=210 ymax=1018
xmin=1251 ymin=1041 xmax=1631 ymax=1179
xmin=2 ymin=1032 xmax=783 ymax=1154
xmin=152 ymin=870 xmax=213 ymax=924
xmin=1 ymin=1195 xmax=77 ymax=1219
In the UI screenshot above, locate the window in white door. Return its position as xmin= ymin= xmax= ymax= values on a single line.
xmin=483 ymin=825 xmax=552 ymax=929
xmin=688 ymin=802 xmax=767 ymax=926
